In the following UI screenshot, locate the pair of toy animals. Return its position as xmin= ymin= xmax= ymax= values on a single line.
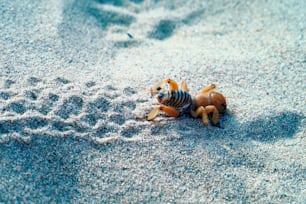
xmin=147 ymin=79 xmax=227 ymax=127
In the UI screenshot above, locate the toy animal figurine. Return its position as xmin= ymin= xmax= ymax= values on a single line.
xmin=147 ymin=79 xmax=227 ymax=126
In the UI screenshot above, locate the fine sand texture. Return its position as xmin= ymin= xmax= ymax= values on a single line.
xmin=1 ymin=0 xmax=305 ymax=203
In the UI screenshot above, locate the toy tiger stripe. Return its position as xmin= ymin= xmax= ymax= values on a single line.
xmin=157 ymin=90 xmax=192 ymax=108
xmin=148 ymin=79 xmax=227 ymax=126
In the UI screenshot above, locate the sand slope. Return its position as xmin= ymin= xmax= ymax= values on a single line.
xmin=1 ymin=0 xmax=306 ymax=203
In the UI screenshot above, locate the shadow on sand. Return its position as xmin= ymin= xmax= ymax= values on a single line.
xmin=151 ymin=111 xmax=304 ymax=143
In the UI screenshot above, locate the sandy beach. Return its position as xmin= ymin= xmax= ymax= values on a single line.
xmin=0 ymin=0 xmax=305 ymax=203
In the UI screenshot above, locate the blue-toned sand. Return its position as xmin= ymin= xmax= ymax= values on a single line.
xmin=0 ymin=0 xmax=305 ymax=203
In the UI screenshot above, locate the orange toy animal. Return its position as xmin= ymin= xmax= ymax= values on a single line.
xmin=147 ymin=79 xmax=227 ymax=126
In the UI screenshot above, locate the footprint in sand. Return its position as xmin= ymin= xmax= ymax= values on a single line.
xmin=87 ymin=96 xmax=110 ymax=113
xmin=36 ymin=93 xmax=60 ymax=115
xmin=95 ymin=124 xmax=113 ymax=138
xmin=148 ymin=9 xmax=205 ymax=40
xmin=81 ymin=113 xmax=104 ymax=126
xmin=0 ymin=77 xmax=143 ymax=142
xmin=121 ymin=124 xmax=141 ymax=138
xmin=62 ymin=0 xmax=205 ymax=52
xmin=109 ymin=113 xmax=125 ymax=125
xmin=24 ymin=116 xmax=49 ymax=129
xmin=55 ymin=95 xmax=84 ymax=119
xmin=0 ymin=116 xmax=49 ymax=134
xmin=8 ymin=100 xmax=28 ymax=115
xmin=81 ymin=96 xmax=110 ymax=126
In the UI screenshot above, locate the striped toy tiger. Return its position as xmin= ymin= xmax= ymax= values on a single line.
xmin=148 ymin=79 xmax=227 ymax=126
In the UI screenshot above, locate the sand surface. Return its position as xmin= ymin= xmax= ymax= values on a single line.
xmin=1 ymin=0 xmax=305 ymax=203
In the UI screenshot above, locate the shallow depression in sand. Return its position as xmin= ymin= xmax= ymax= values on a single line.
xmin=0 ymin=77 xmax=146 ymax=143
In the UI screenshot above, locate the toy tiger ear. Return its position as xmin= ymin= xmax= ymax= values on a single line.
xmin=181 ymin=80 xmax=189 ymax=92
xmin=151 ymin=79 xmax=179 ymax=96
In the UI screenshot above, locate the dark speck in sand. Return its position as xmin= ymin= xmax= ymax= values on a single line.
xmin=127 ymin=33 xmax=133 ymax=39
